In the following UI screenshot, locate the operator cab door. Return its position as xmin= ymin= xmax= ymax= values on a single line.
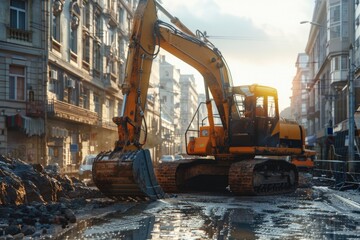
xmin=229 ymin=93 xmax=279 ymax=147
xmin=254 ymin=95 xmax=279 ymax=147
xmin=229 ymin=94 xmax=255 ymax=146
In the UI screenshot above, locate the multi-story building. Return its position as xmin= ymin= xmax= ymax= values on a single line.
xmin=159 ymin=55 xmax=181 ymax=155
xmin=197 ymin=93 xmax=207 ymax=122
xmin=0 ymin=0 xmax=166 ymax=175
xmin=179 ymin=74 xmax=198 ymax=154
xmin=145 ymin=58 xmax=162 ymax=163
xmin=46 ymin=0 xmax=142 ymax=174
xmin=291 ymin=53 xmax=311 ymax=144
xmin=0 ymin=0 xmax=47 ymax=163
xmin=303 ymin=0 xmax=354 ymax=158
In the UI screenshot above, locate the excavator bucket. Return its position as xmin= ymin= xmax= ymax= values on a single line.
xmin=92 ymin=149 xmax=165 ymax=200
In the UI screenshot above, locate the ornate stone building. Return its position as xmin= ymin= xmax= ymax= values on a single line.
xmin=0 ymin=0 xmax=163 ymax=175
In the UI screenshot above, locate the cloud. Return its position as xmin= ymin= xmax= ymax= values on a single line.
xmin=158 ymin=0 xmax=314 ymax=110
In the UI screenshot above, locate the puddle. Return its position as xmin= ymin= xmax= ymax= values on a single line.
xmin=60 ymin=193 xmax=360 ymax=239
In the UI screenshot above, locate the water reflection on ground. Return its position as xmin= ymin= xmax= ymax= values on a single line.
xmin=61 ymin=190 xmax=360 ymax=239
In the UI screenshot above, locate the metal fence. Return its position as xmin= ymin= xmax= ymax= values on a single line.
xmin=313 ymin=159 xmax=360 ymax=190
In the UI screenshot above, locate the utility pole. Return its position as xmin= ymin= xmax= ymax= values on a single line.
xmin=348 ymin=44 xmax=355 ymax=168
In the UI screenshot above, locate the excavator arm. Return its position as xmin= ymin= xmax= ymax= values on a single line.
xmin=114 ymin=0 xmax=233 ymax=151
xmin=112 ymin=0 xmax=158 ymax=150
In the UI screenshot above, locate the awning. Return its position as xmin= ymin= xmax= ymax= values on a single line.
xmin=6 ymin=114 xmax=44 ymax=136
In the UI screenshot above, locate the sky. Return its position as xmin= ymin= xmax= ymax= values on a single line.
xmin=156 ymin=0 xmax=315 ymax=112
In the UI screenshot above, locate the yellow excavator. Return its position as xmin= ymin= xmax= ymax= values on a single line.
xmin=92 ymin=0 xmax=314 ymax=200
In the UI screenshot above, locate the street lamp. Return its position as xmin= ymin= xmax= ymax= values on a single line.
xmin=300 ymin=21 xmax=323 ymax=27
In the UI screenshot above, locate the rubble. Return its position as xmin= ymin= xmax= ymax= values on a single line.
xmin=0 ymin=155 xmax=109 ymax=239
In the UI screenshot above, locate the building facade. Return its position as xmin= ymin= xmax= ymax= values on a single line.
xmin=302 ymin=0 xmax=355 ymax=158
xmin=291 ymin=53 xmax=311 ymax=143
xmin=0 ymin=0 xmax=47 ymax=163
xmin=179 ymin=74 xmax=198 ymax=154
xmin=159 ymin=55 xmax=181 ymax=155
xmin=0 ymin=0 xmax=174 ymax=175
xmin=0 ymin=0 xmax=202 ymax=171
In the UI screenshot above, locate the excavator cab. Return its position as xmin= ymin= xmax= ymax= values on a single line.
xmin=187 ymin=84 xmax=282 ymax=155
xmin=229 ymin=86 xmax=280 ymax=148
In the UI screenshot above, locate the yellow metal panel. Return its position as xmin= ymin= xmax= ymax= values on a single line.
xmin=187 ymin=137 xmax=211 ymax=155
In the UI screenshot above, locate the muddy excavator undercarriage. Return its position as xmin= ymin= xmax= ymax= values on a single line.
xmin=92 ymin=0 xmax=313 ymax=200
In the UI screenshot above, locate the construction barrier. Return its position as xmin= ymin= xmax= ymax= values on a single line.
xmin=313 ymin=159 xmax=360 ymax=190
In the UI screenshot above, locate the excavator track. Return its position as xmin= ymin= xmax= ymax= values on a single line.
xmin=229 ymin=159 xmax=298 ymax=195
xmin=92 ymin=149 xmax=165 ymax=201
xmin=155 ymin=159 xmax=195 ymax=192
xmin=156 ymin=158 xmax=298 ymax=196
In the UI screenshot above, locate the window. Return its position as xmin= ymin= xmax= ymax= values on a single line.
xmin=69 ymin=2 xmax=80 ymax=53
xmin=82 ymin=35 xmax=90 ymax=63
xmin=94 ymin=14 xmax=101 ymax=38
xmin=10 ymin=0 xmax=26 ymax=30
xmin=329 ymin=1 xmax=348 ymax=39
xmin=93 ymin=94 xmax=100 ymax=115
xmin=67 ymin=78 xmax=77 ymax=105
xmin=329 ymin=4 xmax=341 ymax=39
xmin=52 ymin=14 xmax=60 ymax=41
xmin=341 ymin=55 xmax=348 ymax=70
xmin=52 ymin=0 xmax=63 ymax=42
xmin=119 ymin=8 xmax=125 ymax=24
xmin=108 ymin=60 xmax=116 ymax=75
xmin=107 ymin=99 xmax=114 ymax=120
xmin=331 ymin=56 xmax=347 ymax=72
xmin=332 ymin=56 xmax=340 ymax=71
xmin=49 ymin=69 xmax=61 ymax=99
xmin=82 ymin=2 xmax=90 ymax=28
xmin=93 ymin=43 xmax=101 ymax=71
xmin=82 ymin=88 xmax=89 ymax=109
xmin=9 ymin=65 xmax=25 ymax=101
xmin=256 ymin=96 xmax=265 ymax=117
xmin=233 ymin=94 xmax=245 ymax=118
xmin=267 ymin=96 xmax=276 ymax=118
xmin=70 ymin=28 xmax=77 ymax=53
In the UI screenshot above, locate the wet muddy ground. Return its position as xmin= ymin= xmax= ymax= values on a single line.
xmin=58 ymin=186 xmax=360 ymax=240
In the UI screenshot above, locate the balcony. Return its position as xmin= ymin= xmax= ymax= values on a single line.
xmin=52 ymin=38 xmax=61 ymax=52
xmin=26 ymin=100 xmax=45 ymax=118
xmin=104 ymin=73 xmax=119 ymax=92
xmin=330 ymin=69 xmax=347 ymax=88
xmin=7 ymin=26 xmax=32 ymax=42
xmin=70 ymin=50 xmax=78 ymax=63
xmin=47 ymin=99 xmax=98 ymax=125
xmin=103 ymin=8 xmax=118 ymax=28
xmin=99 ymin=120 xmax=117 ymax=131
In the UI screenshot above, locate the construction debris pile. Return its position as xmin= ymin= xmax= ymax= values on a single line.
xmin=0 ymin=155 xmax=105 ymax=239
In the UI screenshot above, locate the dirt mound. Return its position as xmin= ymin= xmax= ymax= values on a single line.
xmin=0 ymin=155 xmax=108 ymax=238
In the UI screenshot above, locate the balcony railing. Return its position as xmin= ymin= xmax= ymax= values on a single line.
xmin=47 ymin=99 xmax=98 ymax=125
xmin=7 ymin=27 xmax=32 ymax=42
xmin=26 ymin=100 xmax=45 ymax=118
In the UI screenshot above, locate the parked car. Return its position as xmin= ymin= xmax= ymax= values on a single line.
xmin=174 ymin=154 xmax=184 ymax=160
xmin=44 ymin=163 xmax=60 ymax=174
xmin=159 ymin=155 xmax=175 ymax=163
xmin=78 ymin=154 xmax=97 ymax=180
